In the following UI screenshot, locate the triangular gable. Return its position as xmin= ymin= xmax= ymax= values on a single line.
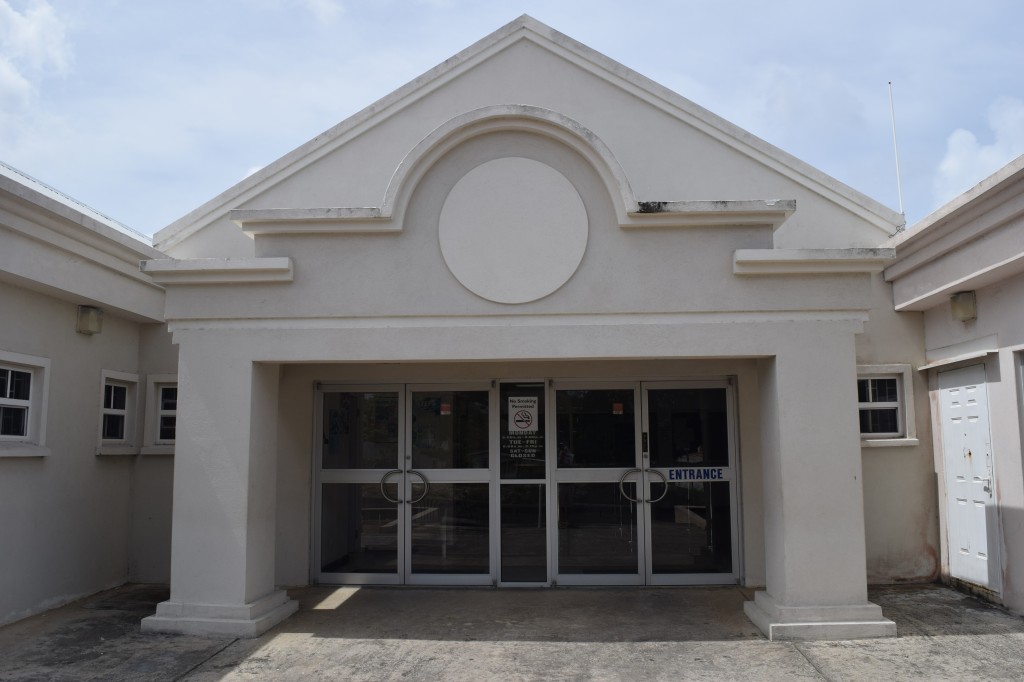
xmin=154 ymin=15 xmax=901 ymax=253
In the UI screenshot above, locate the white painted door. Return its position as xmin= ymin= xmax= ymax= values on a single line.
xmin=938 ymin=364 xmax=1000 ymax=591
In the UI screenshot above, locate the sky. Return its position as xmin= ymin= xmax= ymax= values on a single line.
xmin=1 ymin=0 xmax=1023 ymax=238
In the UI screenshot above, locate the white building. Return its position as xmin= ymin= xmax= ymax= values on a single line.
xmin=10 ymin=16 xmax=1013 ymax=642
xmin=0 ymin=163 xmax=176 ymax=624
xmin=886 ymin=155 xmax=1024 ymax=615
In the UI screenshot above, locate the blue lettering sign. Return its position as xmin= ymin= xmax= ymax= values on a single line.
xmin=666 ymin=468 xmax=726 ymax=481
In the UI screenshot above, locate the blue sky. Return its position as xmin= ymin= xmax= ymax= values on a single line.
xmin=2 ymin=0 xmax=1023 ymax=236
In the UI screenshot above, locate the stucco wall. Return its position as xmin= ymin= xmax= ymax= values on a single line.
xmin=856 ymin=273 xmax=940 ymax=583
xmin=0 ymin=282 xmax=139 ymax=625
xmin=129 ymin=324 xmax=178 ymax=584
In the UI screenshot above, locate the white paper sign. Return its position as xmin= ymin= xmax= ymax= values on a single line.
xmin=508 ymin=396 xmax=538 ymax=433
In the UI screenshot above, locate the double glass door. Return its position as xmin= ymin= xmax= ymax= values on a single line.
xmin=316 ymin=380 xmax=738 ymax=586
xmin=552 ymin=382 xmax=737 ymax=585
xmin=317 ymin=385 xmax=492 ymax=585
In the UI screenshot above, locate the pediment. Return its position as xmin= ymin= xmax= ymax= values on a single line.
xmin=154 ymin=15 xmax=900 ymax=259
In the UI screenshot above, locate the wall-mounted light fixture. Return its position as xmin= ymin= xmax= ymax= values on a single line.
xmin=950 ymin=291 xmax=977 ymax=322
xmin=76 ymin=305 xmax=104 ymax=335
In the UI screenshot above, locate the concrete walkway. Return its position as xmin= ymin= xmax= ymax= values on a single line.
xmin=1 ymin=583 xmax=1023 ymax=681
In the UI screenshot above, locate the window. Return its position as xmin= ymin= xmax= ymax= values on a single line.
xmin=857 ymin=364 xmax=917 ymax=447
xmin=158 ymin=385 xmax=177 ymax=442
xmin=0 ymin=367 xmax=32 ymax=438
xmin=98 ymin=370 xmax=138 ymax=455
xmin=143 ymin=374 xmax=177 ymax=455
xmin=857 ymin=377 xmax=900 ymax=436
xmin=103 ymin=382 xmax=130 ymax=440
xmin=0 ymin=350 xmax=50 ymax=456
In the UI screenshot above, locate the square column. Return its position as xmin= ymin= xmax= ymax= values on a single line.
xmin=142 ymin=343 xmax=296 ymax=637
xmin=745 ymin=332 xmax=895 ymax=640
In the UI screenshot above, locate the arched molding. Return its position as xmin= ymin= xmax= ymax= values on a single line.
xmin=383 ymin=105 xmax=639 ymax=225
xmin=230 ymin=105 xmax=797 ymax=235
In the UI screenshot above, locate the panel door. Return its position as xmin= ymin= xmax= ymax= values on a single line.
xmin=939 ymin=364 xmax=1001 ymax=591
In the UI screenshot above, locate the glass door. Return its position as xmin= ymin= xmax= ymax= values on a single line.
xmin=405 ymin=385 xmax=492 ymax=585
xmin=316 ymin=384 xmax=495 ymax=585
xmin=552 ymin=383 xmax=644 ymax=585
xmin=317 ymin=386 xmax=405 ymax=584
xmin=641 ymin=382 xmax=739 ymax=585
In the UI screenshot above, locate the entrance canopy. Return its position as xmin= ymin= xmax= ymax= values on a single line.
xmin=141 ymin=16 xmax=898 ymax=640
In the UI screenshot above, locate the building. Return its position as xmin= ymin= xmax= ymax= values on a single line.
xmin=886 ymin=155 xmax=1024 ymax=615
xmin=0 ymin=163 xmax=176 ymax=624
xmin=5 ymin=16 xmax=989 ymax=642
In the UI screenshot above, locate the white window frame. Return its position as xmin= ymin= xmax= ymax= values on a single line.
xmin=98 ymin=369 xmax=139 ymax=456
xmin=142 ymin=374 xmax=177 ymax=455
xmin=0 ymin=350 xmax=50 ymax=457
xmin=857 ymin=364 xmax=918 ymax=448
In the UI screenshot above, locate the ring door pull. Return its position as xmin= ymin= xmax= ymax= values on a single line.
xmin=379 ymin=469 xmax=403 ymax=504
xmin=408 ymin=470 xmax=430 ymax=505
xmin=618 ymin=468 xmax=641 ymax=503
xmin=647 ymin=469 xmax=669 ymax=504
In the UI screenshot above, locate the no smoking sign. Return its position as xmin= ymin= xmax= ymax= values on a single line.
xmin=508 ymin=396 xmax=538 ymax=433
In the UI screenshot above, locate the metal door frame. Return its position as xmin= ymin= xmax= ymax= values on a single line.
xmin=548 ymin=380 xmax=645 ymax=586
xmin=403 ymin=383 xmax=495 ymax=586
xmin=314 ymin=384 xmax=406 ymax=585
xmin=640 ymin=380 xmax=741 ymax=586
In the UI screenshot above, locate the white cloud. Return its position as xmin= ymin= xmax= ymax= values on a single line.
xmin=933 ymin=96 xmax=1024 ymax=206
xmin=0 ymin=0 xmax=71 ymax=74
xmin=301 ymin=0 xmax=345 ymax=24
xmin=0 ymin=54 xmax=31 ymax=107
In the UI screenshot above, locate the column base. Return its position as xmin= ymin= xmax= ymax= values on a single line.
xmin=744 ymin=590 xmax=896 ymax=641
xmin=141 ymin=589 xmax=298 ymax=638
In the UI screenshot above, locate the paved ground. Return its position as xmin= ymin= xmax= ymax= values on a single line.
xmin=1 ymin=583 xmax=1023 ymax=681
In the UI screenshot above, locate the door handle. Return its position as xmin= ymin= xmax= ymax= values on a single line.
xmin=647 ymin=469 xmax=669 ymax=503
xmin=407 ymin=470 xmax=430 ymax=505
xmin=379 ymin=469 xmax=403 ymax=504
xmin=618 ymin=468 xmax=641 ymax=503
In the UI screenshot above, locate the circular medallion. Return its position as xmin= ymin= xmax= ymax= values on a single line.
xmin=438 ymin=157 xmax=588 ymax=304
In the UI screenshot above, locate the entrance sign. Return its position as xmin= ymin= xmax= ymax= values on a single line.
xmin=668 ymin=467 xmax=726 ymax=481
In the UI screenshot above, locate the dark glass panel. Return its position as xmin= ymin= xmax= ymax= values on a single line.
xmin=860 ymin=408 xmax=899 ymax=434
xmin=871 ymin=378 xmax=898 ymax=403
xmin=410 ymin=391 xmax=489 ymax=469
xmin=102 ymin=414 xmax=124 ymax=440
xmin=647 ymin=389 xmax=728 ymax=468
xmin=555 ymin=389 xmax=635 ymax=468
xmin=322 ymin=392 xmax=399 ymax=469
xmin=159 ymin=415 xmax=176 ymax=441
xmin=8 ymin=370 xmax=30 ymax=400
xmin=160 ymin=386 xmax=177 ymax=411
xmin=320 ymin=483 xmax=398 ymax=574
xmin=0 ymin=406 xmax=27 ymax=436
xmin=857 ymin=378 xmax=870 ymax=403
xmin=410 ymin=483 xmax=489 ymax=574
xmin=650 ymin=482 xmax=732 ymax=574
xmin=558 ymin=482 xmax=638 ymax=574
xmin=501 ymin=484 xmax=547 ymax=582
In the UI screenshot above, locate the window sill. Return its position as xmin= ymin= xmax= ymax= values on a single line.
xmin=96 ymin=445 xmax=140 ymax=456
xmin=861 ymin=437 xmax=919 ymax=449
xmin=0 ymin=442 xmax=50 ymax=458
xmin=140 ymin=445 xmax=175 ymax=456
